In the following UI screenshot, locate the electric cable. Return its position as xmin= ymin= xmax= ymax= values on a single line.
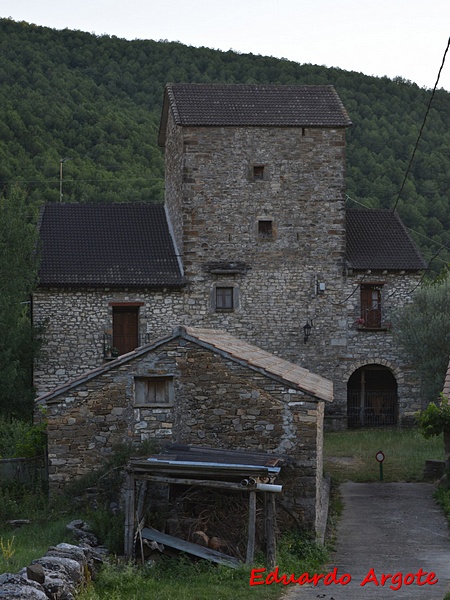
xmin=391 ymin=37 xmax=450 ymax=213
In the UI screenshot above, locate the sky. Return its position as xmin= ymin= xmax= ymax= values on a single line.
xmin=2 ymin=0 xmax=450 ymax=92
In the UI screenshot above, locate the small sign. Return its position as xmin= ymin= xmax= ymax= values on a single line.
xmin=375 ymin=451 xmax=385 ymax=463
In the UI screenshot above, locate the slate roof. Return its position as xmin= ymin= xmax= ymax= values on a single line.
xmin=38 ymin=205 xmax=426 ymax=286
xmin=37 ymin=203 xmax=184 ymax=288
xmin=158 ymin=83 xmax=352 ymax=145
xmin=36 ymin=325 xmax=333 ymax=405
xmin=346 ymin=209 xmax=427 ymax=271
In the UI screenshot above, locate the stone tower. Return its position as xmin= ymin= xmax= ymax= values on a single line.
xmin=159 ymin=83 xmax=353 ymax=366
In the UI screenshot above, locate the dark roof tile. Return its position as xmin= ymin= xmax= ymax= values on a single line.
xmin=159 ymin=83 xmax=352 ymax=144
xmin=38 ymin=203 xmax=184 ymax=287
xmin=346 ymin=209 xmax=427 ymax=271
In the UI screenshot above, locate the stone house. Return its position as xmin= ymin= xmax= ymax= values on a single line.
xmin=36 ymin=325 xmax=332 ymax=531
xmin=33 ymin=83 xmax=427 ymax=430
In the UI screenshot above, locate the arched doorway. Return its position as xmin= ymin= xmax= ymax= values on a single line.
xmin=347 ymin=365 xmax=398 ymax=428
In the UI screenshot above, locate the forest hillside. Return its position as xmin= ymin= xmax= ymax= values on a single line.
xmin=1 ymin=18 xmax=449 ymax=271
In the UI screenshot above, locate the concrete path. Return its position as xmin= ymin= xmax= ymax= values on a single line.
xmin=283 ymin=482 xmax=450 ymax=600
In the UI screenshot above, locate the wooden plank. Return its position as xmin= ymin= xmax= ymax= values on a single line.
xmin=128 ymin=473 xmax=254 ymax=491
xmin=124 ymin=471 xmax=135 ymax=559
xmin=265 ymin=492 xmax=276 ymax=570
xmin=246 ymin=490 xmax=256 ymax=565
xmin=141 ymin=527 xmax=240 ymax=568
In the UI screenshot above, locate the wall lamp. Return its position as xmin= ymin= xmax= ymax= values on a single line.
xmin=303 ymin=321 xmax=312 ymax=344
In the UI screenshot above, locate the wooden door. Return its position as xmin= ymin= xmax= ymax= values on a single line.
xmin=361 ymin=285 xmax=381 ymax=328
xmin=113 ymin=307 xmax=139 ymax=355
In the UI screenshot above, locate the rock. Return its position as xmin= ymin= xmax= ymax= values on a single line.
xmin=0 ymin=573 xmax=47 ymax=599
xmin=46 ymin=543 xmax=88 ymax=565
xmin=42 ymin=576 xmax=76 ymax=600
xmin=66 ymin=520 xmax=98 ymax=546
xmin=0 ymin=584 xmax=48 ymax=599
xmin=7 ymin=520 xmax=31 ymax=528
xmin=0 ymin=536 xmax=106 ymax=599
xmin=32 ymin=556 xmax=83 ymax=585
xmin=26 ymin=563 xmax=45 ymax=584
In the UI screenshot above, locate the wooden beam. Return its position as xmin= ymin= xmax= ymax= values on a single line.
xmin=265 ymin=493 xmax=276 ymax=570
xmin=124 ymin=470 xmax=136 ymax=559
xmin=129 ymin=473 xmax=253 ymax=491
xmin=246 ymin=490 xmax=257 ymax=565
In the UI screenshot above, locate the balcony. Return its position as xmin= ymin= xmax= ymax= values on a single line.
xmin=103 ymin=331 xmax=151 ymax=359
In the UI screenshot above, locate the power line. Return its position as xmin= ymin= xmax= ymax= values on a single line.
xmin=391 ymin=37 xmax=450 ymax=212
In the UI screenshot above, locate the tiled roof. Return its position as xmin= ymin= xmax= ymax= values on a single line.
xmin=346 ymin=209 xmax=427 ymax=271
xmin=181 ymin=326 xmax=333 ymax=402
xmin=159 ymin=83 xmax=352 ymax=144
xmin=38 ymin=203 xmax=184 ymax=287
xmin=37 ymin=326 xmax=333 ymax=405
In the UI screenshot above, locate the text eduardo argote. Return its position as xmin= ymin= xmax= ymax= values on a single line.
xmin=249 ymin=567 xmax=438 ymax=591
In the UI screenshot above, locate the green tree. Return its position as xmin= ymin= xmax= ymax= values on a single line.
xmin=416 ymin=394 xmax=450 ymax=473
xmin=393 ymin=276 xmax=450 ymax=404
xmin=0 ymin=186 xmax=40 ymax=420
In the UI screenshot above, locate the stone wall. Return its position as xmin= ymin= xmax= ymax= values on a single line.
xmin=34 ymin=109 xmax=425 ymax=427
xmin=163 ymin=113 xmax=348 ymax=366
xmin=41 ymin=337 xmax=325 ymax=528
xmin=33 ymin=288 xmax=182 ymax=394
xmin=0 ymin=541 xmax=103 ymax=600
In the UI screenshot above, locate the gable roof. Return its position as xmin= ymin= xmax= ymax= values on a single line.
xmin=158 ymin=83 xmax=352 ymax=145
xmin=37 ymin=203 xmax=184 ymax=288
xmin=346 ymin=209 xmax=427 ymax=271
xmin=36 ymin=325 xmax=333 ymax=405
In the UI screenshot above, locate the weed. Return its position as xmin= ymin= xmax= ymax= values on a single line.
xmin=0 ymin=536 xmax=15 ymax=561
xmin=87 ymin=508 xmax=125 ymax=555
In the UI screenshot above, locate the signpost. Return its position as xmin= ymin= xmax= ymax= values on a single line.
xmin=376 ymin=450 xmax=385 ymax=481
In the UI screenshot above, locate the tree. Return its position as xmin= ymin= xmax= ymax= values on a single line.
xmin=416 ymin=394 xmax=450 ymax=473
xmin=393 ymin=275 xmax=450 ymax=405
xmin=0 ymin=186 xmax=40 ymax=420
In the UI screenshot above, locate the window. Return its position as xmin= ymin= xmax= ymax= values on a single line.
xmin=258 ymin=219 xmax=273 ymax=239
xmin=360 ymin=285 xmax=382 ymax=328
xmin=134 ymin=376 xmax=173 ymax=406
xmin=253 ymin=165 xmax=265 ymax=181
xmin=215 ymin=286 xmax=234 ymax=310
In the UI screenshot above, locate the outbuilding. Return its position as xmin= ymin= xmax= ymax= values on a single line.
xmin=36 ymin=325 xmax=332 ymax=533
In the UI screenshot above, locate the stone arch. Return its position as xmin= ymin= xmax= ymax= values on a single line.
xmin=343 ymin=358 xmax=403 ymax=384
xmin=347 ymin=363 xmax=399 ymax=428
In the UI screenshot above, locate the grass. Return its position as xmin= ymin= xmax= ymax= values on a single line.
xmin=77 ymin=560 xmax=280 ymax=600
xmin=0 ymin=479 xmax=77 ymax=573
xmin=324 ymin=427 xmax=444 ymax=482
xmin=76 ymin=534 xmax=329 ymax=600
xmin=0 ymin=516 xmax=74 ymax=573
xmin=2 ymin=427 xmax=444 ymax=599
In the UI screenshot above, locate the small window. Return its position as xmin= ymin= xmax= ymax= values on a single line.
xmin=258 ymin=220 xmax=273 ymax=239
xmin=135 ymin=377 xmax=173 ymax=406
xmin=253 ymin=165 xmax=265 ymax=181
xmin=216 ymin=286 xmax=234 ymax=311
xmin=360 ymin=285 xmax=382 ymax=328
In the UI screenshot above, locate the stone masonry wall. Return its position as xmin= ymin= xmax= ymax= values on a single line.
xmin=42 ymin=338 xmax=325 ymax=527
xmin=163 ymin=112 xmax=349 ymax=368
xmin=33 ymin=288 xmax=183 ymax=394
